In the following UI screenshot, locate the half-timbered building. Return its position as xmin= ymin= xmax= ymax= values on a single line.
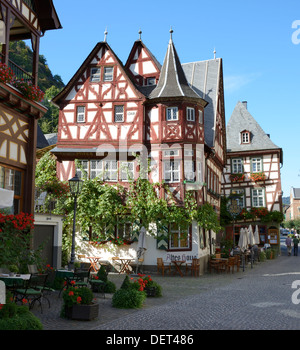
xmin=221 ymin=101 xmax=283 ymax=248
xmin=0 ymin=0 xmax=61 ymax=214
xmin=52 ymin=31 xmax=226 ymax=272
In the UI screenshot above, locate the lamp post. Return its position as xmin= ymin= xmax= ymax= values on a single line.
xmin=68 ymin=173 xmax=83 ymax=270
xmin=227 ymin=191 xmax=242 ymax=244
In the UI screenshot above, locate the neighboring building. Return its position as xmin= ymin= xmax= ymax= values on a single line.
xmin=51 ymin=31 xmax=226 ymax=271
xmin=0 ymin=0 xmax=61 ymax=214
xmin=285 ymin=187 xmax=300 ymax=220
xmin=222 ymin=101 xmax=283 ymax=248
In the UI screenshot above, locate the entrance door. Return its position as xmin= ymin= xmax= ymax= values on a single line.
xmin=33 ymin=225 xmax=54 ymax=266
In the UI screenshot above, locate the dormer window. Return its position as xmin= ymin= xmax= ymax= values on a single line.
xmin=241 ymin=130 xmax=250 ymax=144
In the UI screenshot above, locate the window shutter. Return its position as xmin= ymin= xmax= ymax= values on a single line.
xmin=156 ymin=221 xmax=169 ymax=250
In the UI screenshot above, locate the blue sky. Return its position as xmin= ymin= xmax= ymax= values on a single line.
xmin=39 ymin=0 xmax=300 ymax=197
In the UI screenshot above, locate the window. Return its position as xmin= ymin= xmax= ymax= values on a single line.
xmin=76 ymin=106 xmax=85 ymax=123
xmin=199 ymin=110 xmax=203 ymax=124
xmin=76 ymin=160 xmax=89 ymax=179
xmin=163 ymin=149 xmax=179 ymax=157
xmin=232 ymin=158 xmax=243 ymax=173
xmin=166 ymin=107 xmax=178 ymax=121
xmin=103 ymin=160 xmax=118 ymax=181
xmin=251 ymin=158 xmax=263 ymax=172
xmin=241 ymin=131 xmax=250 ymax=144
xmin=252 ymin=188 xmax=265 ymax=207
xmin=184 ymin=160 xmax=195 ymax=182
xmin=116 ymin=222 xmax=133 ymax=240
xmin=90 ymin=67 xmax=100 ymax=82
xmin=103 ymin=67 xmax=113 ymax=81
xmin=120 ymin=161 xmax=134 ymax=181
xmin=164 ymin=160 xmax=180 ymax=183
xmin=114 ymin=105 xmax=124 ymax=122
xmin=146 ymin=77 xmax=156 ymax=85
xmin=90 ymin=160 xmax=103 ymax=179
xmin=186 ymin=107 xmax=195 ymax=121
xmin=231 ymin=189 xmax=245 ymax=208
xmin=0 ymin=165 xmax=23 ymax=214
xmin=169 ymin=223 xmax=189 ymax=249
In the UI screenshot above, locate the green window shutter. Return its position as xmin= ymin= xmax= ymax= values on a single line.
xmin=156 ymin=222 xmax=169 ymax=250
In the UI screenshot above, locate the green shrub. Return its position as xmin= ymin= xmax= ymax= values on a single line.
xmin=112 ymin=288 xmax=146 ymax=309
xmin=97 ymin=265 xmax=108 ymax=283
xmin=104 ymin=280 xmax=116 ymax=293
xmin=265 ymin=249 xmax=272 ymax=259
xmin=259 ymin=251 xmax=266 ymax=262
xmin=120 ymin=275 xmax=132 ymax=290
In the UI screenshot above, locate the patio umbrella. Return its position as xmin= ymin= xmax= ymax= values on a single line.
xmin=135 ymin=226 xmax=147 ymax=274
xmin=248 ymin=225 xmax=255 ymax=246
xmin=238 ymin=228 xmax=248 ymax=251
xmin=254 ymin=225 xmax=260 ymax=244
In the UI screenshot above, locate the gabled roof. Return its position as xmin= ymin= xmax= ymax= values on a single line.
xmin=33 ymin=0 xmax=62 ymax=33
xmin=291 ymin=187 xmax=300 ymax=199
xmin=149 ymin=35 xmax=200 ymax=99
xmin=52 ymin=41 xmax=145 ymax=106
xmin=226 ymin=101 xmax=282 ymax=157
xmin=182 ymin=58 xmax=223 ymax=147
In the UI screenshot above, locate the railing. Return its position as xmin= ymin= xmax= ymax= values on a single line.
xmin=0 ymin=53 xmax=33 ymax=83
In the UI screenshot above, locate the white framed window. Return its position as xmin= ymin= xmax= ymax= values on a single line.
xmin=103 ymin=67 xmax=114 ymax=81
xmin=251 ymin=158 xmax=263 ymax=172
xmin=76 ymin=160 xmax=88 ymax=179
xmin=197 ymin=162 xmax=203 ymax=182
xmin=90 ymin=67 xmax=100 ymax=82
xmin=163 ymin=149 xmax=179 ymax=157
xmin=252 ymin=188 xmax=265 ymax=207
xmin=186 ymin=107 xmax=195 ymax=121
xmin=114 ymin=105 xmax=124 ymax=122
xmin=241 ymin=131 xmax=250 ymax=143
xmin=169 ymin=223 xmax=189 ymax=249
xmin=76 ymin=106 xmax=85 ymax=123
xmin=164 ymin=160 xmax=180 ymax=182
xmin=232 ymin=158 xmax=243 ymax=173
xmin=103 ymin=160 xmax=118 ymax=181
xmin=184 ymin=160 xmax=195 ymax=182
xmin=166 ymin=107 xmax=178 ymax=121
xmin=90 ymin=160 xmax=103 ymax=179
xmin=120 ymin=161 xmax=134 ymax=182
xmin=116 ymin=221 xmax=133 ymax=240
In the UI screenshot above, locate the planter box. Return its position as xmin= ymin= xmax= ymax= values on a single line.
xmin=144 ymin=287 xmax=156 ymax=297
xmin=65 ymin=302 xmax=99 ymax=321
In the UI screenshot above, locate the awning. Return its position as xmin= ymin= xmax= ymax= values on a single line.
xmin=51 ymin=145 xmax=145 ymax=155
xmin=0 ymin=188 xmax=14 ymax=208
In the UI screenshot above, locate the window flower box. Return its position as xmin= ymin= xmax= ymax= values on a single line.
xmin=250 ymin=172 xmax=266 ymax=182
xmin=0 ymin=63 xmax=14 ymax=84
xmin=12 ymin=79 xmax=44 ymax=102
xmin=229 ymin=173 xmax=245 ymax=182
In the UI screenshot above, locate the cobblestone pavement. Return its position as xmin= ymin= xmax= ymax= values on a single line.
xmin=32 ymin=237 xmax=300 ymax=330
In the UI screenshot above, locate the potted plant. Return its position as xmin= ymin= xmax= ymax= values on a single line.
xmin=250 ymin=172 xmax=266 ymax=182
xmin=61 ymin=286 xmax=99 ymax=320
xmin=229 ymin=173 xmax=245 ymax=182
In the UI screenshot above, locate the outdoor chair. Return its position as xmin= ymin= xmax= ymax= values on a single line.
xmin=226 ymin=257 xmax=235 ymax=273
xmin=28 ymin=264 xmax=38 ymax=274
xmin=111 ymin=257 xmax=122 ymax=273
xmin=15 ymin=273 xmax=48 ymax=313
xmin=157 ymin=258 xmax=171 ymax=276
xmin=186 ymin=258 xmax=200 ymax=277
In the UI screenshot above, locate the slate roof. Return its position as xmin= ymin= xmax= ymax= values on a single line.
xmin=182 ymin=59 xmax=222 ymax=147
xmin=149 ymin=37 xmax=200 ymax=99
xmin=226 ymin=101 xmax=281 ymax=153
xmin=37 ymin=125 xmax=49 ymax=149
xmin=292 ymin=187 xmax=300 ymax=199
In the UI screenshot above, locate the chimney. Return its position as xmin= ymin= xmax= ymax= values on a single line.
xmin=242 ymin=101 xmax=247 ymax=109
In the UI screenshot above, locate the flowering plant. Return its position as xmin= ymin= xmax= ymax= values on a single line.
xmin=229 ymin=173 xmax=245 ymax=182
xmin=250 ymin=172 xmax=266 ymax=182
xmin=62 ymin=286 xmax=94 ymax=307
xmin=12 ymin=79 xmax=44 ymax=102
xmin=0 ymin=63 xmax=14 ymax=84
xmin=37 ymin=179 xmax=69 ymax=198
xmin=0 ymin=212 xmax=34 ymax=232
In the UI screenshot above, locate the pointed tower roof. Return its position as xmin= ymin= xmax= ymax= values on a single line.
xmin=227 ymin=101 xmax=281 ymax=154
xmin=149 ymin=29 xmax=200 ymax=99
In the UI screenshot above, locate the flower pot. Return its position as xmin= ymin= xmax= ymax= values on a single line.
xmin=144 ymin=287 xmax=156 ymax=297
xmin=64 ymin=302 xmax=99 ymax=321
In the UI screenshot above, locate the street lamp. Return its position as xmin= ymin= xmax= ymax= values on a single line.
xmin=68 ymin=173 xmax=83 ymax=270
xmin=227 ymin=191 xmax=242 ymax=245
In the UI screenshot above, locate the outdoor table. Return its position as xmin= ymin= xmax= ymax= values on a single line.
xmin=116 ymin=258 xmax=134 ymax=274
xmin=171 ymin=260 xmax=187 ymax=277
xmin=0 ymin=274 xmax=31 ymax=291
xmin=86 ymin=257 xmax=102 ymax=272
xmin=209 ymin=258 xmax=228 ymax=273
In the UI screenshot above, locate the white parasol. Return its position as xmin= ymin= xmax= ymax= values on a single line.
xmin=248 ymin=225 xmax=255 ymax=246
xmin=254 ymin=225 xmax=260 ymax=244
xmin=238 ymin=228 xmax=249 ymax=251
xmin=135 ymin=226 xmax=147 ymax=273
